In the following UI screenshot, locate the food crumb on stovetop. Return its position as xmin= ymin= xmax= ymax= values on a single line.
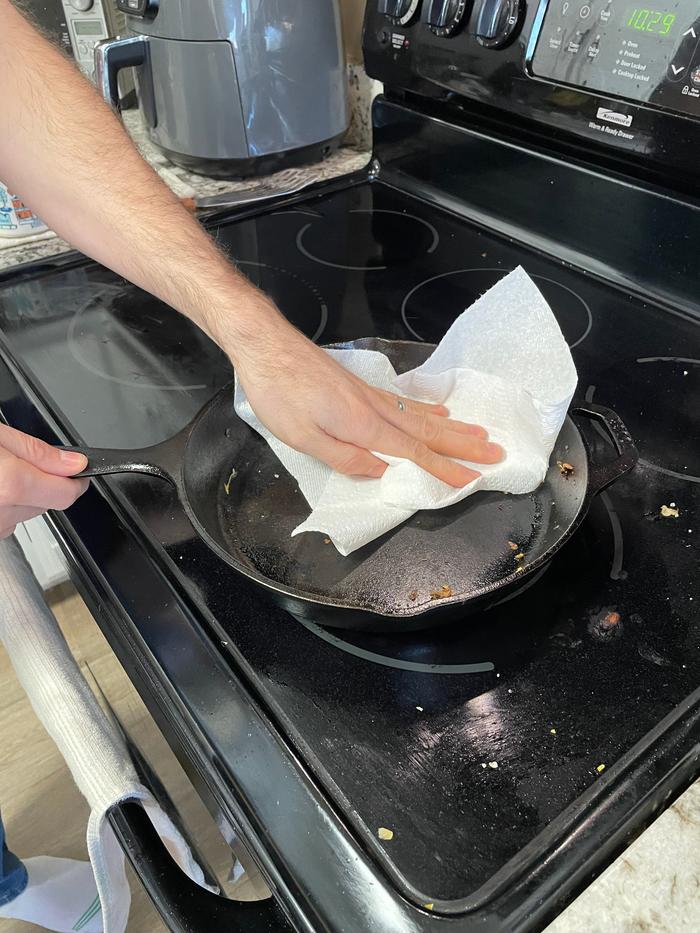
xmin=424 ymin=903 xmax=434 ymax=911
xmin=507 ymin=540 xmax=518 ymax=550
xmin=660 ymin=504 xmax=680 ymax=518
xmin=596 ymin=763 xmax=606 ymax=773
xmin=378 ymin=827 xmax=394 ymax=841
xmin=550 ymin=728 xmax=557 ymax=735
xmin=557 ymin=460 xmax=575 ymax=478
xmin=430 ymin=585 xmax=454 ymax=600
xmin=223 ymin=468 xmax=237 ymax=495
xmin=488 ymin=761 xmax=499 ymax=769
xmin=416 ymin=705 xmax=424 ymax=711
xmin=515 ymin=565 xmax=525 ymax=574
xmin=323 ymin=538 xmax=331 ymax=545
xmin=408 ymin=590 xmax=418 ymax=601
xmin=514 ymin=552 xmax=525 ymax=561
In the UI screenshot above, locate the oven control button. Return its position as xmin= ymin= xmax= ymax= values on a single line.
xmin=426 ymin=0 xmax=469 ymax=38
xmin=378 ymin=0 xmax=421 ymax=27
xmin=475 ymin=0 xmax=523 ymax=48
xmin=667 ymin=61 xmax=687 ymax=81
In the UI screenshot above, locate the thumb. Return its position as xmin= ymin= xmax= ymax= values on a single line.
xmin=0 ymin=424 xmax=87 ymax=476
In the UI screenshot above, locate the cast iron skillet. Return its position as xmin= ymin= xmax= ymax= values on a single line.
xmin=67 ymin=339 xmax=638 ymax=632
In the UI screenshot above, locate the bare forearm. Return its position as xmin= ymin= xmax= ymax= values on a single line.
xmin=0 ymin=1 xmax=280 ymax=362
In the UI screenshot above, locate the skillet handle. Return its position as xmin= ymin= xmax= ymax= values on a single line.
xmin=60 ymin=436 xmax=182 ymax=484
xmin=571 ymin=402 xmax=638 ymax=496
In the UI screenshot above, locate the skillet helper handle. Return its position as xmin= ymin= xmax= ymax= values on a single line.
xmin=60 ymin=445 xmax=175 ymax=483
xmin=108 ymin=802 xmax=287 ymax=933
xmin=571 ymin=402 xmax=638 ymax=495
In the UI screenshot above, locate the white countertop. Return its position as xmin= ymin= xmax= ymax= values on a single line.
xmin=0 ymin=108 xmax=697 ymax=933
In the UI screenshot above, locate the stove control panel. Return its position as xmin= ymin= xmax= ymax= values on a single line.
xmin=365 ymin=0 xmax=700 ymax=182
xmin=528 ymin=0 xmax=700 ymax=117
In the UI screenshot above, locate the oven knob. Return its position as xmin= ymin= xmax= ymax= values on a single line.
xmin=377 ymin=0 xmax=421 ymax=26
xmin=426 ymin=0 xmax=469 ymax=37
xmin=475 ymin=0 xmax=523 ymax=48
xmin=69 ymin=0 xmax=94 ymax=10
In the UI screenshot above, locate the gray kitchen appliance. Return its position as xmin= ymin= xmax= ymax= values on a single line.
xmin=95 ymin=0 xmax=349 ymax=178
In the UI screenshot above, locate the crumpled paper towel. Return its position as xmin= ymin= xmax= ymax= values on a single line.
xmin=234 ymin=267 xmax=578 ymax=555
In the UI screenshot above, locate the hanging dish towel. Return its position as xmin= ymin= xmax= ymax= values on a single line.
xmin=0 ymin=535 xmax=216 ymax=933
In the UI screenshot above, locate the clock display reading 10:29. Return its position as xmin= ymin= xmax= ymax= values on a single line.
xmin=625 ymin=9 xmax=677 ymax=35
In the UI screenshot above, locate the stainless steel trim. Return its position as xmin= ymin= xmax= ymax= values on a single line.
xmin=193 ymin=179 xmax=314 ymax=210
xmin=94 ymin=35 xmax=149 ymax=113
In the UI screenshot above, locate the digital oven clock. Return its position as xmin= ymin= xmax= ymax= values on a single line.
xmin=625 ymin=8 xmax=676 ymax=35
xmin=527 ymin=0 xmax=700 ymax=119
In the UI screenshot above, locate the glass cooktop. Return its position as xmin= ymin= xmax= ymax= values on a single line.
xmin=0 ymin=180 xmax=697 ymax=903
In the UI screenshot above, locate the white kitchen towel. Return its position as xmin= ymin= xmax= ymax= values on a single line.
xmin=0 ymin=535 xmax=216 ymax=933
xmin=235 ymin=266 xmax=578 ymax=555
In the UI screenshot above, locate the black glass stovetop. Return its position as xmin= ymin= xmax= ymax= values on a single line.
xmin=0 ymin=181 xmax=697 ymax=905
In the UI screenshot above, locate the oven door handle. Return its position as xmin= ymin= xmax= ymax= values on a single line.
xmin=108 ymin=801 xmax=289 ymax=932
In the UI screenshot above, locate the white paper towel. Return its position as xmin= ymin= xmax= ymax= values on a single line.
xmin=234 ymin=267 xmax=578 ymax=555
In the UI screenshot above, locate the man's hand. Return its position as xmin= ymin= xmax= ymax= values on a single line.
xmin=0 ymin=425 xmax=89 ymax=539
xmin=231 ymin=316 xmax=504 ymax=487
